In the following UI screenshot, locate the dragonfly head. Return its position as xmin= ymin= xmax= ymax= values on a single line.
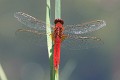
xmin=54 ymin=19 xmax=64 ymax=25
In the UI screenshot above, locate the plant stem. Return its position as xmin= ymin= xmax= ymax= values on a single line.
xmin=46 ymin=0 xmax=61 ymax=80
xmin=0 ymin=64 xmax=8 ymax=80
xmin=46 ymin=0 xmax=55 ymax=80
xmin=55 ymin=0 xmax=61 ymax=19
xmin=55 ymin=0 xmax=61 ymax=80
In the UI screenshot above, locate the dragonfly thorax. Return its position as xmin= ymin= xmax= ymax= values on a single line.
xmin=54 ymin=22 xmax=64 ymax=38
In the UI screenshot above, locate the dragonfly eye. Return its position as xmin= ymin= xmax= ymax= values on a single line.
xmin=54 ymin=19 xmax=64 ymax=24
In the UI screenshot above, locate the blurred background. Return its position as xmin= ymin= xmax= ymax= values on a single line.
xmin=0 ymin=0 xmax=120 ymax=80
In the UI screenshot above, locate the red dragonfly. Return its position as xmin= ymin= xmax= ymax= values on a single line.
xmin=14 ymin=12 xmax=106 ymax=70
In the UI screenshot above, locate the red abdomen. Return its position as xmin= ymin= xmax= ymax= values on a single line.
xmin=53 ymin=37 xmax=61 ymax=70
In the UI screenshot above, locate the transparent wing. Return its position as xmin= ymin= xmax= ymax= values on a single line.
xmin=14 ymin=12 xmax=53 ymax=32
xmin=64 ymin=20 xmax=106 ymax=34
xmin=15 ymin=29 xmax=47 ymax=46
xmin=61 ymin=34 xmax=103 ymax=50
xmin=15 ymin=29 xmax=103 ymax=50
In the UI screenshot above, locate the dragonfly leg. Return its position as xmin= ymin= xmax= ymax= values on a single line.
xmin=50 ymin=33 xmax=55 ymax=43
xmin=61 ymin=34 xmax=68 ymax=42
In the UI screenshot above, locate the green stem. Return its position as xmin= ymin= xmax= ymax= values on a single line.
xmin=55 ymin=68 xmax=59 ymax=80
xmin=55 ymin=0 xmax=61 ymax=80
xmin=0 ymin=64 xmax=8 ymax=80
xmin=46 ymin=0 xmax=54 ymax=80
xmin=55 ymin=0 xmax=61 ymax=19
xmin=46 ymin=0 xmax=61 ymax=80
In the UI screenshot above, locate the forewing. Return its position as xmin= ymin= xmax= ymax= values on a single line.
xmin=14 ymin=12 xmax=53 ymax=32
xmin=64 ymin=20 xmax=106 ymax=34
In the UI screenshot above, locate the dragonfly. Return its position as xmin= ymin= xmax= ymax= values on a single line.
xmin=14 ymin=12 xmax=106 ymax=70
